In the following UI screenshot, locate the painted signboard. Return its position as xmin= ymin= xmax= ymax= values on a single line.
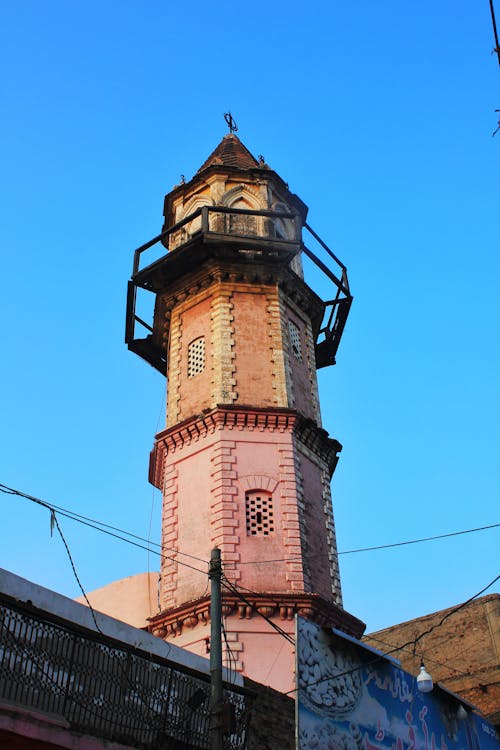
xmin=296 ymin=617 xmax=499 ymax=750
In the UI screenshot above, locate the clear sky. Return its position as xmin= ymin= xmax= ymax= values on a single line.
xmin=1 ymin=1 xmax=499 ymax=635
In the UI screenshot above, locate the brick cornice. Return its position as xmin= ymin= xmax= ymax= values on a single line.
xmin=149 ymin=406 xmax=342 ymax=488
xmin=150 ymin=406 xmax=300 ymax=487
xmin=294 ymin=416 xmax=342 ymax=477
xmin=151 ymin=256 xmax=325 ymax=348
xmin=148 ymin=591 xmax=365 ymax=640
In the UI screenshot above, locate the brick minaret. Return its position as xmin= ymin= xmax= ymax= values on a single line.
xmin=126 ymin=132 xmax=364 ymax=691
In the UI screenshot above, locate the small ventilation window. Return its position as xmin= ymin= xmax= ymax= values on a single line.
xmin=288 ymin=320 xmax=302 ymax=361
xmin=188 ymin=337 xmax=205 ymax=378
xmin=245 ymin=492 xmax=274 ymax=536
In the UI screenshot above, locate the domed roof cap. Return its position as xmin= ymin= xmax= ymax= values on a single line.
xmin=197 ymin=133 xmax=260 ymax=173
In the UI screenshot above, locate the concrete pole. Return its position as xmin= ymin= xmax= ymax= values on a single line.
xmin=209 ymin=547 xmax=224 ymax=750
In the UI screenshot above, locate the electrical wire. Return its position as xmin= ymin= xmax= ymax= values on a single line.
xmin=224 ymin=523 xmax=500 ymax=567
xmin=490 ymin=0 xmax=500 ymax=67
xmin=0 ymin=482 xmax=208 ymax=567
xmin=365 ymin=634 xmax=470 ymax=679
xmin=221 ymin=575 xmax=295 ymax=646
xmin=3 ymin=480 xmax=496 ymax=708
xmin=0 ymin=483 xmax=209 ymax=574
xmin=46 ymin=510 xmax=178 ymax=730
xmin=51 ymin=510 xmax=101 ymax=632
xmin=221 ymin=618 xmax=237 ymax=686
xmin=3 ymin=483 xmax=497 ymax=573
xmin=284 ymin=572 xmax=500 ymax=695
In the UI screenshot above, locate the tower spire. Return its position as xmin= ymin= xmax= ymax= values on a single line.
xmin=223 ymin=111 xmax=238 ymax=133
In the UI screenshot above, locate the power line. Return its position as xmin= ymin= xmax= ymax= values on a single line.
xmin=225 ymin=522 xmax=500 ymax=566
xmin=365 ymin=634 xmax=471 ymax=680
xmin=3 ymin=483 xmax=497 ymax=573
xmin=47 ymin=510 xmax=179 ymax=731
xmin=221 ymin=576 xmax=295 ymax=646
xmin=0 ymin=482 xmax=208 ymax=567
xmin=490 ymin=0 xmax=500 ymax=67
xmin=284 ymin=572 xmax=500 ymax=695
xmin=50 ymin=510 xmax=101 ymax=632
xmin=3 ymin=481 xmax=496 ymax=698
xmin=0 ymin=483 xmax=209 ymax=576
xmin=338 ymin=524 xmax=500 ymax=555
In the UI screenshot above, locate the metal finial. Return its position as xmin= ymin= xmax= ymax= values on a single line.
xmin=224 ymin=112 xmax=238 ymax=134
xmin=258 ymin=154 xmax=265 ymax=164
xmin=180 ymin=174 xmax=186 ymax=184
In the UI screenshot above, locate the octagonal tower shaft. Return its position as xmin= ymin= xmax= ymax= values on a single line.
xmin=127 ymin=134 xmax=364 ymax=691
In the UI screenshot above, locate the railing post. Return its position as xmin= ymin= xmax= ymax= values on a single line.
xmin=294 ymin=213 xmax=302 ymax=243
xmin=201 ymin=205 xmax=209 ymax=234
xmin=133 ymin=249 xmax=140 ymax=276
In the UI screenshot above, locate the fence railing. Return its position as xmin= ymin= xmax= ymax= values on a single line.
xmin=0 ymin=597 xmax=249 ymax=749
xmin=125 ymin=206 xmax=352 ymax=372
xmin=132 ymin=205 xmax=302 ymax=276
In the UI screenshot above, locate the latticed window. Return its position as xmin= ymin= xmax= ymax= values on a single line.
xmin=288 ymin=320 xmax=302 ymax=360
xmin=187 ymin=337 xmax=205 ymax=377
xmin=245 ymin=492 xmax=274 ymax=536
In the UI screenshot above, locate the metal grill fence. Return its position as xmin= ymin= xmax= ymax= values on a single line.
xmin=0 ymin=599 xmax=249 ymax=749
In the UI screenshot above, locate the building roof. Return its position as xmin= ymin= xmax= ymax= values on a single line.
xmin=197 ymin=133 xmax=261 ymax=173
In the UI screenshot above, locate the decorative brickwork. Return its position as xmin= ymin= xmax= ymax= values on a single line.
xmin=222 ymin=628 xmax=244 ymax=674
xmin=279 ymin=291 xmax=322 ymax=424
xmin=210 ymin=439 xmax=241 ymax=582
xmin=149 ymin=591 xmax=364 ymax=642
xmin=303 ymin=313 xmax=322 ymax=425
xmin=278 ymin=289 xmax=296 ymax=410
xmin=160 ymin=463 xmax=179 ymax=610
xmin=166 ymin=308 xmax=182 ymax=426
xmin=211 ymin=287 xmax=236 ymax=405
xmin=290 ymin=441 xmax=311 ymax=591
xmin=277 ymin=441 xmax=306 ymax=593
xmin=321 ymin=466 xmax=343 ymax=605
xmin=266 ymin=292 xmax=288 ymax=406
xmin=294 ymin=435 xmax=343 ymax=603
xmin=240 ymin=475 xmax=279 ymax=494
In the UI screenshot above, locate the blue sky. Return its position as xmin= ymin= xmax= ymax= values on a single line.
xmin=1 ymin=1 xmax=498 ymax=635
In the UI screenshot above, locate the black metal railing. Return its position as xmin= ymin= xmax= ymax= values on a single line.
xmin=301 ymin=222 xmax=352 ymax=368
xmin=0 ymin=598 xmax=249 ymax=749
xmin=125 ymin=206 xmax=352 ymax=372
xmin=131 ymin=206 xmax=302 ymax=277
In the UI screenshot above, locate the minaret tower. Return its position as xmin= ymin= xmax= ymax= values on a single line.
xmin=126 ymin=127 xmax=364 ymax=692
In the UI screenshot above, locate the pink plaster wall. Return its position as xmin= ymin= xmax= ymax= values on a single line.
xmin=75 ymin=572 xmax=159 ymax=629
xmin=164 ymin=611 xmax=296 ymax=693
xmin=231 ymin=438 xmax=290 ymax=593
xmin=159 ymin=422 xmax=308 ymax=607
xmin=161 ymin=446 xmax=212 ymax=608
xmin=297 ymin=447 xmax=334 ymax=600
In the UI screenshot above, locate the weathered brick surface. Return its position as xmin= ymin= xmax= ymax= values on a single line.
xmin=244 ymin=677 xmax=295 ymax=750
xmin=364 ymin=594 xmax=500 ymax=724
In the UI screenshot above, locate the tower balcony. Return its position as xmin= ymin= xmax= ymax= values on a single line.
xmin=125 ymin=205 xmax=352 ymax=374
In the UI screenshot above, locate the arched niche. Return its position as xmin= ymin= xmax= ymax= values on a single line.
xmin=221 ymin=184 xmax=265 ymax=237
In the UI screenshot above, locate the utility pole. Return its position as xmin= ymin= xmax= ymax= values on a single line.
xmin=209 ymin=547 xmax=224 ymax=750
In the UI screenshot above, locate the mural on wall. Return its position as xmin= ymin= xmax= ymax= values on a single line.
xmin=296 ymin=617 xmax=499 ymax=750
